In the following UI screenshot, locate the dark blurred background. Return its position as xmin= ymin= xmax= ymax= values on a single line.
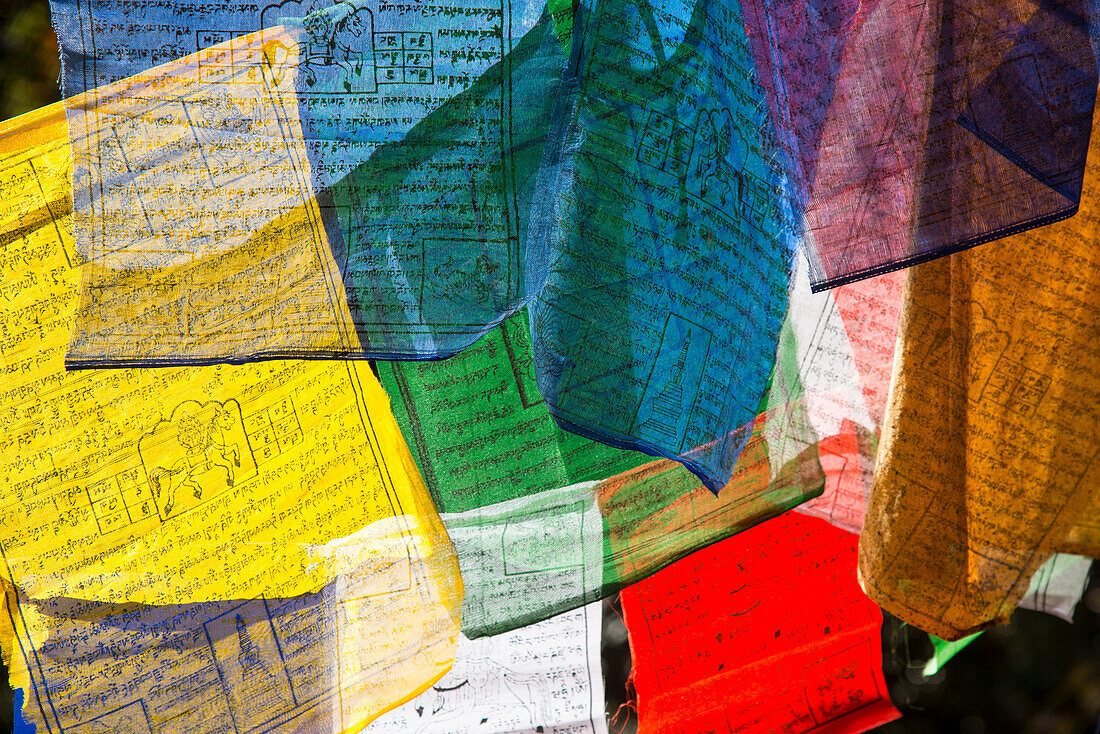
xmin=874 ymin=567 xmax=1100 ymax=734
xmin=0 ymin=0 xmax=61 ymax=122
xmin=1 ymin=2 xmax=1099 ymax=733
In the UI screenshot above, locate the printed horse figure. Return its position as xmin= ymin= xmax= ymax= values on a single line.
xmin=695 ymin=108 xmax=744 ymax=209
xmin=300 ymin=2 xmax=370 ymax=92
xmin=143 ymin=402 xmax=242 ymax=517
xmin=208 ymin=403 xmax=242 ymax=472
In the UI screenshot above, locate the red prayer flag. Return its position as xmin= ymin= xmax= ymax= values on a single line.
xmin=621 ymin=511 xmax=900 ymax=734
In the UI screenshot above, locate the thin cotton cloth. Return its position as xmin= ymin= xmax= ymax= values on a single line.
xmin=50 ymin=0 xmax=801 ymax=491
xmin=1019 ymin=554 xmax=1094 ymax=623
xmin=364 ymin=602 xmax=607 ymax=734
xmin=55 ymin=8 xmax=556 ymax=362
xmin=0 ymin=102 xmax=461 ymax=611
xmin=1 ymin=518 xmax=463 ymax=733
xmin=47 ymin=0 xmax=1100 ymax=491
xmin=620 ymin=511 xmax=900 ymax=734
xmin=859 ymin=99 xmax=1100 ymax=639
xmin=377 ymin=253 xmax=914 ymax=638
xmin=918 ymin=554 xmax=1094 ymax=676
xmin=0 ymin=101 xmax=464 ymax=730
xmin=523 ymin=0 xmax=796 ymax=489
xmin=743 ymin=0 xmax=1100 ymax=289
xmin=785 ymin=267 xmax=907 ymax=534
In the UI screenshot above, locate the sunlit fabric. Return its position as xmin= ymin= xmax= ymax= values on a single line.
xmin=620 ymin=511 xmax=900 ymax=734
xmin=1 ymin=519 xmax=463 ymax=733
xmin=58 ymin=27 xmax=375 ymax=362
xmin=52 ymin=1 xmax=562 ymax=362
xmin=0 ymin=101 xmax=464 ymax=727
xmin=523 ymin=0 xmax=797 ymax=490
xmin=48 ymin=0 xmax=1100 ymax=489
xmin=377 ymin=254 xmax=914 ymax=638
xmin=917 ymin=554 xmax=1094 ymax=676
xmin=381 ymin=305 xmax=825 ymax=636
xmin=922 ymin=634 xmax=983 ymax=677
xmin=782 ymin=267 xmax=907 ymax=534
xmin=364 ymin=603 xmax=607 ymax=734
xmin=0 ymin=100 xmax=470 ymax=733
xmin=858 ymin=100 xmax=1100 ymax=640
xmin=0 ymin=103 xmax=461 ymax=614
xmin=49 ymin=0 xmax=799 ymax=491
xmin=1018 ymin=554 xmax=1095 ymax=622
xmin=743 ymin=0 xmax=1100 ymax=289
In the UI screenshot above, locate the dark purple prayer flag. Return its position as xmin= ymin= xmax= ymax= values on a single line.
xmin=743 ymin=0 xmax=1100 ymax=290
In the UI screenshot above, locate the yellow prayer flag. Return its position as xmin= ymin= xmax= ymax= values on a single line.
xmin=858 ymin=108 xmax=1100 ymax=640
xmin=0 ymin=86 xmax=464 ymax=729
xmin=1 ymin=516 xmax=462 ymax=733
xmin=63 ymin=26 xmax=361 ymax=364
xmin=0 ymin=94 xmax=460 ymax=610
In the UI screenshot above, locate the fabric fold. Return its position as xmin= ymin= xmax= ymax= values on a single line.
xmin=743 ymin=0 xmax=1100 ymax=290
xmin=0 ymin=101 xmax=460 ymax=609
xmin=1 ymin=515 xmax=463 ymax=734
xmin=48 ymin=0 xmax=802 ymax=490
xmin=621 ymin=511 xmax=900 ymax=734
xmin=858 ymin=100 xmax=1100 ymax=638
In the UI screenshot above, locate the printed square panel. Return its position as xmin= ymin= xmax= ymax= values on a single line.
xmin=70 ymin=700 xmax=153 ymax=734
xmin=803 ymin=640 xmax=884 ymax=727
xmin=204 ymin=604 xmax=298 ymax=733
xmin=502 ymin=503 xmax=585 ymax=576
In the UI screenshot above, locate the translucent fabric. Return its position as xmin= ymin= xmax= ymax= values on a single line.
xmin=49 ymin=0 xmax=798 ymax=491
xmin=2 ymin=519 xmax=463 ymax=733
xmin=858 ymin=101 xmax=1100 ymax=640
xmin=0 ymin=102 xmax=461 ymax=606
xmin=48 ymin=0 xmax=1100 ymax=489
xmin=620 ymin=511 xmax=900 ymax=734
xmin=922 ymin=634 xmax=983 ymax=677
xmin=376 ymin=254 xmax=910 ymax=638
xmin=363 ymin=602 xmax=607 ymax=734
xmin=918 ymin=554 xmax=1094 ymax=676
xmin=0 ymin=102 xmax=463 ymax=731
xmin=743 ymin=0 xmax=1100 ymax=289
xmin=1018 ymin=554 xmax=1094 ymax=623
xmin=783 ymin=267 xmax=907 ymax=534
xmin=523 ymin=0 xmax=796 ymax=490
